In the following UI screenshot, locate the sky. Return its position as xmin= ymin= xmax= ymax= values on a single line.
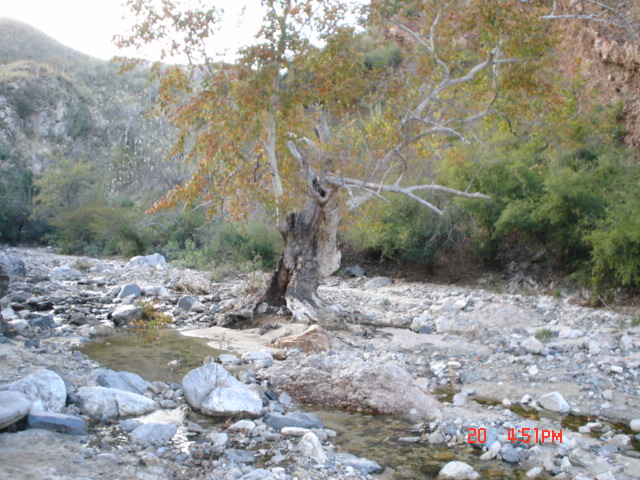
xmin=1 ymin=0 xmax=263 ymax=62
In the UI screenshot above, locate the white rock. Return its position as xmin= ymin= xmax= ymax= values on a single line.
xmin=538 ymin=391 xmax=570 ymax=413
xmin=521 ymin=337 xmax=543 ymax=354
xmin=182 ymin=364 xmax=262 ymax=417
xmin=77 ymin=386 xmax=159 ymax=419
xmin=125 ymin=253 xmax=166 ymax=269
xmin=525 ymin=466 xmax=543 ymax=478
xmin=298 ymin=431 xmax=328 ymax=463
xmin=2 ymin=370 xmax=66 ymax=412
xmin=438 ymin=461 xmax=480 ymax=479
xmin=629 ymin=418 xmax=640 ymax=432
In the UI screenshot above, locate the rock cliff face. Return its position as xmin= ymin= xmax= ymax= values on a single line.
xmin=556 ymin=8 xmax=640 ymax=146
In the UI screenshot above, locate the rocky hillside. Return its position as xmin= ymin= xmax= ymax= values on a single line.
xmin=0 ymin=18 xmax=170 ymax=176
xmin=556 ymin=5 xmax=640 ymax=146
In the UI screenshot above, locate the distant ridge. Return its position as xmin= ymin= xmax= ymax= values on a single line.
xmin=0 ymin=17 xmax=97 ymax=65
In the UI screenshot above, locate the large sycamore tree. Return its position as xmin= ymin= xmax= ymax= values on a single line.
xmin=116 ymin=0 xmax=571 ymax=323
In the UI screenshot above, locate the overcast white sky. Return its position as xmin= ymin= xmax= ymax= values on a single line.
xmin=1 ymin=0 xmax=263 ymax=62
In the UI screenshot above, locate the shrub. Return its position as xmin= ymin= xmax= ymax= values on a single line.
xmin=344 ymin=194 xmax=464 ymax=265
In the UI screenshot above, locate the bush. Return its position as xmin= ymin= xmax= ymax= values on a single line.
xmin=438 ymin=106 xmax=640 ymax=291
xmin=345 ymin=194 xmax=464 ymax=265
xmin=166 ymin=218 xmax=283 ymax=272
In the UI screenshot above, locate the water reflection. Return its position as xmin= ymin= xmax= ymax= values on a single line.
xmin=79 ymin=328 xmax=226 ymax=383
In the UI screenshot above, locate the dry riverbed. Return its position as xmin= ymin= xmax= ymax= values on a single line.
xmin=1 ymin=247 xmax=639 ymax=480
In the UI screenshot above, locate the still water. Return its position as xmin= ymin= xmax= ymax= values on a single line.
xmin=80 ymin=329 xmax=526 ymax=479
xmin=79 ymin=328 xmax=226 ymax=383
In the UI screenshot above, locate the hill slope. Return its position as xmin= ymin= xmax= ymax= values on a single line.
xmin=0 ymin=18 xmax=92 ymax=66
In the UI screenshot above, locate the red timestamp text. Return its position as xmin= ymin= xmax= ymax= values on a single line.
xmin=467 ymin=427 xmax=563 ymax=444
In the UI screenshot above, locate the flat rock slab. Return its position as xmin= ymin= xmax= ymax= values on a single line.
xmin=27 ymin=410 xmax=86 ymax=435
xmin=0 ymin=391 xmax=31 ymax=429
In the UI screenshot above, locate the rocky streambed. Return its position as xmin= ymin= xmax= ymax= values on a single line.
xmin=0 ymin=247 xmax=639 ymax=480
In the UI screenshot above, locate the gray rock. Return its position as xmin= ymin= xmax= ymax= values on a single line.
xmin=336 ymin=452 xmax=383 ymax=475
xmin=344 ymin=265 xmax=365 ymax=277
xmin=630 ymin=418 xmax=640 ymax=432
xmin=609 ymin=434 xmax=632 ymax=451
xmin=0 ymin=391 xmax=31 ymax=429
xmin=263 ymin=412 xmax=324 ymax=431
xmin=242 ymin=351 xmax=274 ymax=363
xmin=538 ymin=391 xmax=570 ymax=413
xmin=119 ymin=419 xmax=143 ymax=432
xmin=411 ymin=312 xmax=434 ymax=333
xmin=239 ymin=470 xmax=276 ymax=480
xmin=0 ymin=251 xmax=26 ymax=277
xmin=364 ymin=276 xmax=392 ymax=289
xmin=453 ymin=392 xmax=468 ymax=406
xmin=125 ymin=253 xmax=166 ymax=269
xmin=568 ymin=448 xmax=598 ymax=468
xmin=27 ymin=313 xmax=55 ymax=329
xmin=129 ymin=422 xmax=177 ymax=445
xmin=218 ymin=354 xmax=241 ymax=365
xmin=500 ymin=444 xmax=521 ymax=463
xmin=182 ymin=363 xmax=262 ymax=417
xmin=109 ymin=305 xmax=143 ymax=325
xmin=298 ymin=431 xmax=327 ymax=463
xmin=1 ymin=369 xmax=66 ymax=412
xmin=96 ymin=369 xmax=150 ymax=395
xmin=77 ymin=386 xmax=159 ymax=419
xmin=224 ymin=449 xmax=255 ymax=464
xmin=49 ymin=265 xmax=80 ymax=280
xmin=175 ymin=295 xmax=198 ymax=312
xmin=458 ymin=370 xmax=485 ymax=384
xmin=438 ymin=461 xmax=480 ymax=479
xmin=117 ymin=284 xmax=142 ymax=299
xmin=27 ymin=410 xmax=86 ymax=435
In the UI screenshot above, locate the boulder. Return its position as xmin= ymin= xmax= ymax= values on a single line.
xmin=538 ymin=391 xmax=570 ymax=413
xmin=125 ymin=253 xmax=166 ymax=270
xmin=77 ymin=386 xmax=159 ymax=419
xmin=438 ymin=461 xmax=480 ymax=479
xmin=263 ymin=412 xmax=324 ymax=431
xmin=27 ymin=410 xmax=86 ymax=435
xmin=109 ymin=305 xmax=143 ymax=325
xmin=95 ymin=369 xmax=150 ymax=395
xmin=0 ymin=391 xmax=31 ymax=429
xmin=129 ymin=422 xmax=177 ymax=446
xmin=182 ymin=363 xmax=262 ymax=417
xmin=267 ymin=354 xmax=441 ymax=418
xmin=1 ymin=370 xmax=66 ymax=412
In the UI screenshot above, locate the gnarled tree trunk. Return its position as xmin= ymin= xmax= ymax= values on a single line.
xmin=262 ymin=179 xmax=342 ymax=325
